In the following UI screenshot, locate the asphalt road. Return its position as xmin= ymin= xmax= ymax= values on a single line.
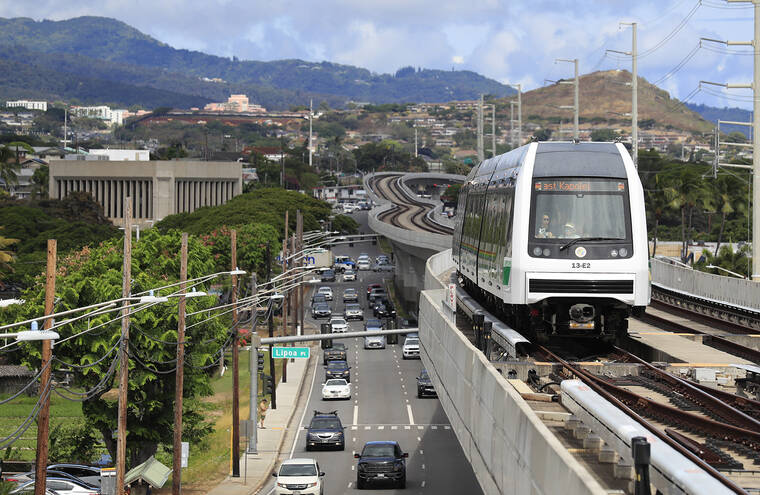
xmin=259 ymin=211 xmax=481 ymax=494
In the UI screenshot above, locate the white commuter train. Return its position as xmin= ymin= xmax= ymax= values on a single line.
xmin=452 ymin=142 xmax=650 ymax=342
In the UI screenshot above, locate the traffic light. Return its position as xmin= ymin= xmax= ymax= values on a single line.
xmin=263 ymin=374 xmax=274 ymax=395
xmin=257 ymin=351 xmax=265 ymax=372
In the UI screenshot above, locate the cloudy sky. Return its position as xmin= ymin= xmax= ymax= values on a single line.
xmin=1 ymin=0 xmax=756 ymax=108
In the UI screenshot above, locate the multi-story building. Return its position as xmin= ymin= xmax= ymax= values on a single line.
xmin=203 ymin=94 xmax=266 ymax=113
xmin=6 ymin=100 xmax=47 ymax=112
xmin=49 ymin=160 xmax=242 ymax=227
xmin=70 ymin=106 xmax=127 ymax=125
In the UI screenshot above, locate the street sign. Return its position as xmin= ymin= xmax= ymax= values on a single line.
xmin=271 ymin=346 xmax=310 ymax=359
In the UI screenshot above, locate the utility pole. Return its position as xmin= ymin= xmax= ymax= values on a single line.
xmin=247 ymin=272 xmax=258 ymax=454
xmin=702 ymin=2 xmax=759 ymax=279
xmin=231 ymin=230 xmax=240 ymax=477
xmin=308 ymin=99 xmax=313 ymax=167
xmin=34 ymin=239 xmax=56 ymax=495
xmin=477 ymin=94 xmax=484 ymax=162
xmin=266 ymin=243 xmax=276 ymax=409
xmin=414 ymin=128 xmax=418 ymax=158
xmin=509 ymin=102 xmax=515 ymax=148
xmin=172 ymin=233 xmax=188 ymax=495
xmin=491 ymin=105 xmax=496 ymax=157
xmin=556 ymin=58 xmax=579 ymax=140
xmin=297 ymin=211 xmax=304 ymax=338
xmin=281 ymin=211 xmax=288 ymax=384
xmin=116 ymin=197 xmax=132 ymax=495
xmin=609 ymin=23 xmax=638 ymax=166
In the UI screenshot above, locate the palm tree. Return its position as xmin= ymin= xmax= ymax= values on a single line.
xmin=661 ymin=166 xmax=712 ymax=259
xmin=0 ymin=145 xmax=18 ymax=191
xmin=0 ymin=227 xmax=19 ymax=286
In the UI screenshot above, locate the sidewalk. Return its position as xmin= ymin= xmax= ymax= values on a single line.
xmin=206 ymin=352 xmax=312 ymax=495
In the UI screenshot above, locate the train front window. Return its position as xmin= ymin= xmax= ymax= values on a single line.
xmin=530 ymin=179 xmax=630 ymax=244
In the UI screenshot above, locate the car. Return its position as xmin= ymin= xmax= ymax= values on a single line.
xmin=9 ymin=470 xmax=98 ymax=492
xmin=46 ymin=465 xmax=101 ymax=487
xmin=366 ymin=283 xmax=383 ymax=300
xmin=373 ymin=302 xmax=390 ymax=318
xmin=375 ymin=254 xmax=390 ymax=264
xmin=344 ymin=303 xmax=363 ymax=320
xmin=305 ymin=410 xmax=345 ymax=451
xmin=10 ymin=478 xmax=98 ymax=495
xmin=9 ymin=482 xmax=66 ymax=495
xmin=324 ymin=360 xmax=351 ymax=382
xmin=356 ymin=259 xmax=371 ymax=271
xmin=342 ymin=269 xmax=357 ymax=281
xmin=343 ymin=203 xmax=358 ymax=214
xmin=368 ymin=288 xmax=388 ymax=304
xmin=363 ymin=318 xmax=386 ymax=349
xmin=333 ymin=255 xmax=353 ymax=273
xmin=323 ymin=342 xmax=347 ymax=364
xmin=342 ymin=288 xmax=359 ymax=303
xmin=320 ymin=269 xmax=336 ymax=282
xmin=416 ymin=370 xmax=437 ymax=398
xmin=402 ymin=337 xmax=420 ymax=359
xmin=373 ymin=262 xmax=394 ymax=272
xmin=372 ymin=297 xmax=396 ymax=318
xmin=321 ymin=378 xmax=351 ymax=400
xmin=311 ymin=303 xmax=332 ymax=319
xmin=272 ymin=458 xmax=325 ymax=495
xmin=354 ymin=441 xmax=408 ymax=489
xmin=329 ymin=317 xmax=348 ymax=333
xmin=311 ymin=294 xmax=327 ymax=307
xmin=317 ymin=287 xmax=333 ymax=301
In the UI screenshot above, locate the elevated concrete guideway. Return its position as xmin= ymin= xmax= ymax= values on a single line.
xmin=364 ymin=172 xmax=463 ymax=312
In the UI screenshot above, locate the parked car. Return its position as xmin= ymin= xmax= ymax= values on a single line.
xmin=354 ymin=441 xmax=408 ymax=489
xmin=343 ymin=288 xmax=359 ymax=303
xmin=9 ymin=482 xmax=68 ymax=495
xmin=324 ymin=360 xmax=351 ymax=382
xmin=323 ymin=342 xmax=347 ymax=364
xmin=9 ymin=470 xmax=98 ymax=492
xmin=329 ymin=317 xmax=348 ymax=333
xmin=311 ymin=303 xmax=332 ymax=319
xmin=10 ymin=478 xmax=98 ymax=495
xmin=402 ymin=337 xmax=420 ymax=359
xmin=47 ymin=465 xmax=101 ymax=488
xmin=321 ymin=378 xmax=351 ymax=400
xmin=342 ymin=269 xmax=357 ymax=282
xmin=344 ymin=303 xmax=363 ymax=321
xmin=320 ymin=269 xmax=336 ymax=282
xmin=272 ymin=458 xmax=325 ymax=495
xmin=416 ymin=370 xmax=437 ymax=398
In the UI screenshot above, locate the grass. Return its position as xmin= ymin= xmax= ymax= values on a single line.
xmin=156 ymin=327 xmax=285 ymax=493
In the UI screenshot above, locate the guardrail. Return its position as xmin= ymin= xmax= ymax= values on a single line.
xmin=650 ymin=258 xmax=760 ymax=312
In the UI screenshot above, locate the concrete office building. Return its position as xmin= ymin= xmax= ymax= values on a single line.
xmin=49 ymin=160 xmax=242 ymax=227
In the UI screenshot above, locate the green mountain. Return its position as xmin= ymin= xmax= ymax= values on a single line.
xmin=0 ymin=16 xmax=516 ymax=109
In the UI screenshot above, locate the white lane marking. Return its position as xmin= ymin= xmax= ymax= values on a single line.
xmin=391 ymin=426 xmax=398 ymax=430
xmin=407 ymin=404 xmax=415 ymax=425
xmin=351 ymin=465 xmax=355 ymax=471
xmin=405 ymin=426 xmax=411 ymax=430
xmin=351 ymin=426 xmax=358 ymax=431
xmin=364 ymin=426 xmax=371 ymax=430
xmin=422 ymin=463 xmax=426 ymax=470
xmin=400 ymin=378 xmax=404 ymax=382
xmin=353 ymin=405 xmax=359 ymax=425
xmin=398 ymin=371 xmax=402 ymax=375
xmin=353 ymin=437 xmax=356 ymax=442
xmin=405 ymin=399 xmax=409 ymax=403
xmin=420 ymin=449 xmax=424 ymax=455
xmin=422 ymin=481 xmax=426 ymax=487
xmin=444 ymin=425 xmax=451 ymax=430
xmin=401 ymin=384 xmax=405 ymax=388
xmin=431 ymin=425 xmax=437 ymax=430
xmin=378 ymin=425 xmax=384 ymax=430
xmin=404 ymin=391 xmax=408 ymax=395
xmin=289 ymin=354 xmax=319 ymax=459
xmin=417 ymin=426 xmax=424 ymax=430
xmin=417 ymin=436 xmax=421 ymax=441
xmin=347 ymin=482 xmax=352 ymax=488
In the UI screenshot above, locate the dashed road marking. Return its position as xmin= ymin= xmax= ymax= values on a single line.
xmin=420 ymin=449 xmax=424 ymax=455
xmin=431 ymin=425 xmax=437 ymax=430
xmin=378 ymin=425 xmax=384 ymax=430
xmin=422 ymin=481 xmax=426 ymax=488
xmin=422 ymin=463 xmax=426 ymax=470
xmin=405 ymin=426 xmax=411 ymax=430
xmin=418 ymin=425 xmax=424 ymax=430
xmin=407 ymin=404 xmax=415 ymax=425
xmin=364 ymin=426 xmax=371 ymax=430
xmin=444 ymin=425 xmax=451 ymax=430
xmin=353 ymin=405 xmax=359 ymax=425
xmin=417 ymin=436 xmax=421 ymax=441
xmin=351 ymin=426 xmax=358 ymax=431
xmin=391 ymin=426 xmax=398 ymax=430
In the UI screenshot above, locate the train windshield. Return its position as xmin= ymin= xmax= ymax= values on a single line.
xmin=531 ymin=179 xmax=629 ymax=240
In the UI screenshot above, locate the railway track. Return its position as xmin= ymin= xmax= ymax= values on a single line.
xmin=372 ymin=174 xmax=453 ymax=235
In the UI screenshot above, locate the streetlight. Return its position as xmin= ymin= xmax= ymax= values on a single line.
xmin=706 ymin=264 xmax=746 ymax=279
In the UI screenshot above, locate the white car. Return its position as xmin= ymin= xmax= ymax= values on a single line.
xmin=317 ymin=287 xmax=333 ymax=301
xmin=357 ymin=259 xmax=371 ymax=271
xmin=342 ymin=269 xmax=356 ymax=281
xmin=330 ymin=317 xmax=348 ymax=333
xmin=273 ymin=458 xmax=324 ymax=495
xmin=344 ymin=303 xmax=363 ymax=320
xmin=11 ymin=480 xmax=97 ymax=495
xmin=321 ymin=378 xmax=352 ymax=400
xmin=402 ymin=337 xmax=420 ymax=359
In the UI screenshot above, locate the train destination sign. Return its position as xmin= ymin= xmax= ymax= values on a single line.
xmin=271 ymin=346 xmax=310 ymax=359
xmin=534 ymin=180 xmax=625 ymax=192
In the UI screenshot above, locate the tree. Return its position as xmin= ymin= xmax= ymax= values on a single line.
xmin=31 ymin=165 xmax=49 ymax=198
xmin=4 ymin=229 xmax=228 ymax=469
xmin=533 ymin=128 xmax=552 ymax=141
xmin=711 ymin=173 xmax=749 ymax=255
xmin=0 ymin=227 xmax=19 ymax=285
xmin=0 ymin=145 xmax=20 ymax=190
xmin=659 ymin=165 xmax=712 ymax=258
xmin=590 ymin=129 xmax=619 ymax=142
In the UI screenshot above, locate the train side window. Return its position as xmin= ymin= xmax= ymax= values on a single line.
xmin=504 ymin=180 xmax=516 ymax=257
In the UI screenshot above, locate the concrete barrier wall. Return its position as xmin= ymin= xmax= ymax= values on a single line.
xmin=367 ymin=202 xmax=451 ymax=252
xmin=651 ymin=258 xmax=760 ymax=311
xmin=419 ymin=290 xmax=606 ymax=495
xmin=420 ymin=251 xmax=606 ymax=495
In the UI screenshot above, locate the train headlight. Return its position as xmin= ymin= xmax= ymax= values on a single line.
xmin=610 ymin=249 xmax=618 ymax=258
xmin=619 ymin=247 xmax=628 ymax=257
xmin=542 ymin=248 xmax=551 ymax=257
xmin=533 ymin=247 xmax=542 ymax=256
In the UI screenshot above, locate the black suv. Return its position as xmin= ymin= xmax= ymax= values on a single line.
xmin=312 ymin=303 xmax=332 ymax=319
xmin=416 ymin=370 xmax=437 ymax=398
xmin=368 ymin=288 xmax=387 ymax=304
xmin=354 ymin=441 xmax=408 ymax=489
xmin=323 ymin=343 xmax=347 ymax=364
xmin=324 ymin=360 xmax=351 ymax=382
xmin=305 ymin=410 xmax=345 ymax=451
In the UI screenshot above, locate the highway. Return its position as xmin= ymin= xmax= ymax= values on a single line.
xmin=259 ymin=210 xmax=480 ymax=494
